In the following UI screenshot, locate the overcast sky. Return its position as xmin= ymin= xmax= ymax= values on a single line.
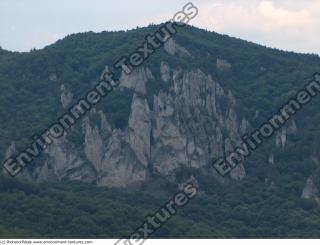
xmin=0 ymin=0 xmax=319 ymax=54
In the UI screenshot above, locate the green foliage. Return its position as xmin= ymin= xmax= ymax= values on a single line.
xmin=0 ymin=174 xmax=320 ymax=238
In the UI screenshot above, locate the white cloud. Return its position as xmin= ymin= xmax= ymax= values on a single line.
xmin=192 ymin=0 xmax=320 ymax=54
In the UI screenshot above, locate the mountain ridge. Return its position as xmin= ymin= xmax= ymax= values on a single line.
xmin=1 ymin=24 xmax=320 ymax=237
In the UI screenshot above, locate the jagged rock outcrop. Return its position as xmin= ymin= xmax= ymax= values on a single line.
xmin=96 ymin=129 xmax=147 ymax=187
xmin=4 ymin=142 xmax=16 ymax=160
xmin=301 ymin=176 xmax=320 ymax=204
xmin=2 ymin=142 xmax=17 ymax=176
xmin=216 ymin=58 xmax=231 ymax=71
xmin=3 ymin=142 xmax=33 ymax=180
xmin=37 ymin=108 xmax=148 ymax=187
xmin=275 ymin=119 xmax=298 ymax=148
xmin=275 ymin=128 xmax=287 ymax=148
xmin=43 ymin=135 xmax=95 ymax=182
xmin=18 ymin=63 xmax=249 ymax=187
xmin=229 ymin=164 xmax=246 ymax=180
xmin=120 ymin=67 xmax=153 ymax=94
xmin=83 ymin=116 xmax=104 ymax=170
xmin=60 ymin=84 xmax=73 ymax=108
xmin=151 ymin=69 xmax=246 ymax=180
xmin=160 ymin=61 xmax=170 ymax=82
xmin=127 ymin=94 xmax=151 ymax=167
xmin=49 ymin=74 xmax=58 ymax=82
xmin=152 ymin=91 xmax=188 ymax=178
xmin=164 ymin=38 xmax=191 ymax=56
xmin=240 ymin=118 xmax=250 ymax=135
xmin=268 ymin=153 xmax=275 ymax=165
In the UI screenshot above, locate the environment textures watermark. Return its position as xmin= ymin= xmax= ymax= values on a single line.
xmin=213 ymin=72 xmax=320 ymax=176
xmin=3 ymin=2 xmax=198 ymax=177
xmin=115 ymin=183 xmax=197 ymax=245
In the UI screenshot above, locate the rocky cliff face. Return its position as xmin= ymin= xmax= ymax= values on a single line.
xmin=151 ymin=68 xmax=246 ymax=180
xmin=6 ymin=55 xmax=249 ymax=187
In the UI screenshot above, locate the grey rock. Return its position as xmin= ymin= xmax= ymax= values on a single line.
xmin=240 ymin=118 xmax=250 ymax=135
xmin=164 ymin=38 xmax=191 ymax=56
xmin=24 ymin=66 xmax=249 ymax=187
xmin=216 ymin=58 xmax=232 ymax=71
xmin=5 ymin=142 xmax=16 ymax=159
xmin=97 ymin=130 xmax=147 ymax=187
xmin=151 ymin=69 xmax=246 ymax=180
xmin=229 ymin=164 xmax=246 ymax=180
xmin=49 ymin=74 xmax=58 ymax=82
xmin=120 ymin=67 xmax=153 ymax=94
xmin=160 ymin=61 xmax=171 ymax=82
xmin=275 ymin=127 xmax=287 ymax=148
xmin=127 ymin=94 xmax=151 ymax=167
xmin=268 ymin=153 xmax=275 ymax=165
xmin=60 ymin=84 xmax=73 ymax=108
xmin=301 ymin=176 xmax=320 ymax=204
xmin=83 ymin=116 xmax=104 ymax=171
xmin=44 ymin=136 xmax=95 ymax=182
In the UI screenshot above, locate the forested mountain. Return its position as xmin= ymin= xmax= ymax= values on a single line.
xmin=1 ymin=24 xmax=320 ymax=238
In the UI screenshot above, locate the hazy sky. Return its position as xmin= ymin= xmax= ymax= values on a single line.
xmin=1 ymin=0 xmax=319 ymax=54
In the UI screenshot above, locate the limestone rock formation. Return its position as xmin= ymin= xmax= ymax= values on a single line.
xmin=120 ymin=67 xmax=153 ymax=94
xmin=301 ymin=176 xmax=320 ymax=204
xmin=160 ymin=61 xmax=170 ymax=82
xmin=60 ymin=84 xmax=73 ymax=108
xmin=127 ymin=94 xmax=151 ymax=167
xmin=216 ymin=58 xmax=232 ymax=71
xmin=164 ymin=38 xmax=191 ymax=56
xmin=20 ymin=63 xmax=249 ymax=187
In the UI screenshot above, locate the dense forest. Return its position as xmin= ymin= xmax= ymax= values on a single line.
xmin=1 ymin=172 xmax=320 ymax=238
